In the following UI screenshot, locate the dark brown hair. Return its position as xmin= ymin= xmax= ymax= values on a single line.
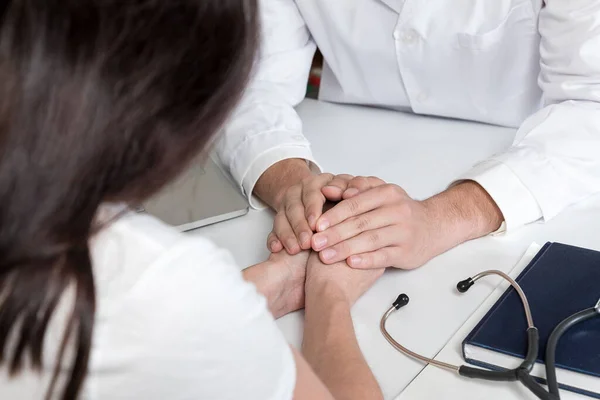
xmin=0 ymin=0 xmax=258 ymax=398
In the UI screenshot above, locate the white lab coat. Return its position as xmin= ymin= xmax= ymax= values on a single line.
xmin=217 ymin=0 xmax=600 ymax=232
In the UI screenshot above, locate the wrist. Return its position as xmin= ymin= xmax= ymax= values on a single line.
xmin=423 ymin=181 xmax=504 ymax=246
xmin=306 ymin=277 xmax=351 ymax=307
xmin=254 ymin=158 xmax=313 ymax=210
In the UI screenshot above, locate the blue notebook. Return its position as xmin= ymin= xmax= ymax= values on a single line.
xmin=462 ymin=242 xmax=600 ymax=398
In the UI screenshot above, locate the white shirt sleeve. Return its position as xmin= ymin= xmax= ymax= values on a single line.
xmin=458 ymin=0 xmax=600 ymax=232
xmin=91 ymin=237 xmax=296 ymax=400
xmin=215 ymin=0 xmax=321 ymax=209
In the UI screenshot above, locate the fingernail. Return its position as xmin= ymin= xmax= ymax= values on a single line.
xmin=317 ymin=219 xmax=330 ymax=232
xmin=313 ymin=235 xmax=328 ymax=250
xmin=300 ymin=232 xmax=311 ymax=247
xmin=344 ymin=188 xmax=359 ymax=197
xmin=308 ymin=215 xmax=317 ymax=228
xmin=270 ymin=241 xmax=279 ymax=251
xmin=286 ymin=240 xmax=299 ymax=253
xmin=349 ymin=256 xmax=362 ymax=266
xmin=321 ymin=248 xmax=337 ymax=261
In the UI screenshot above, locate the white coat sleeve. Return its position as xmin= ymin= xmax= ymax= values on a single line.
xmin=215 ymin=0 xmax=320 ymax=209
xmin=459 ymin=0 xmax=600 ymax=232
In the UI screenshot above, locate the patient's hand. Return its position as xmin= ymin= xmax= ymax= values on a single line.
xmin=305 ymin=251 xmax=385 ymax=306
xmin=244 ymin=250 xmax=310 ymax=319
xmin=268 ymin=250 xmax=311 ymax=314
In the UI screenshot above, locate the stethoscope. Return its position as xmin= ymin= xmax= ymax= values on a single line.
xmin=380 ymin=270 xmax=600 ymax=400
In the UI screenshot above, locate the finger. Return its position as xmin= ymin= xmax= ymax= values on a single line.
xmin=318 ymin=226 xmax=398 ymax=265
xmin=321 ymin=174 xmax=354 ymax=202
xmin=274 ymin=212 xmax=301 ymax=255
xmin=267 ymin=232 xmax=284 ymax=253
xmin=343 ymin=176 xmax=386 ymax=199
xmin=317 ymin=184 xmax=400 ymax=232
xmin=284 ymin=186 xmax=314 ymax=250
xmin=347 ymin=248 xmax=399 ymax=269
xmin=311 ymin=207 xmax=393 ymax=251
xmin=302 ymin=173 xmax=335 ymax=230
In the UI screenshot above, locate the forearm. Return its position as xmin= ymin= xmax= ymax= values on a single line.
xmin=422 ymin=180 xmax=503 ymax=252
xmin=254 ymin=158 xmax=313 ymax=210
xmin=302 ymin=284 xmax=383 ymax=400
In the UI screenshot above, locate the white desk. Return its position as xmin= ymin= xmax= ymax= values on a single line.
xmin=196 ymin=99 xmax=600 ymax=399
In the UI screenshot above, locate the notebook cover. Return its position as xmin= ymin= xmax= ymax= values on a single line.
xmin=461 ymin=242 xmax=600 ymax=382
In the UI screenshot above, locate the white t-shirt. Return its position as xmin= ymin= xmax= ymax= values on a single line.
xmin=0 ymin=207 xmax=296 ymax=399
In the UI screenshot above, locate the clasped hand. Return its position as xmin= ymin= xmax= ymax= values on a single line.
xmin=264 ymin=248 xmax=384 ymax=315
xmin=268 ymin=174 xmax=441 ymax=270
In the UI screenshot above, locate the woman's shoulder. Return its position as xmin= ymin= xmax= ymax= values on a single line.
xmin=90 ymin=206 xmax=244 ymax=313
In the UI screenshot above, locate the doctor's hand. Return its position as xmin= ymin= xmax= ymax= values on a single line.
xmin=311 ymin=177 xmax=504 ymax=270
xmin=265 ymin=172 xmax=354 ymax=255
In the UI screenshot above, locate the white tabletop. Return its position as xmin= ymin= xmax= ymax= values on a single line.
xmin=196 ymin=99 xmax=600 ymax=400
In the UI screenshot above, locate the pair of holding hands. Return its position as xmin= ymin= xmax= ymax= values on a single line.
xmin=268 ymin=173 xmax=437 ymax=271
xmin=267 ymin=249 xmax=384 ymax=310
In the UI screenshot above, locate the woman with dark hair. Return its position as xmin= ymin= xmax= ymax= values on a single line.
xmin=0 ymin=1 xmax=384 ymax=399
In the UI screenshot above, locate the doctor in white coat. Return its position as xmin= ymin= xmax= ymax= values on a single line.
xmin=218 ymin=0 xmax=600 ymax=270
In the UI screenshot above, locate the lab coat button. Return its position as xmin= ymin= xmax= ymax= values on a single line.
xmin=402 ymin=30 xmax=417 ymax=44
